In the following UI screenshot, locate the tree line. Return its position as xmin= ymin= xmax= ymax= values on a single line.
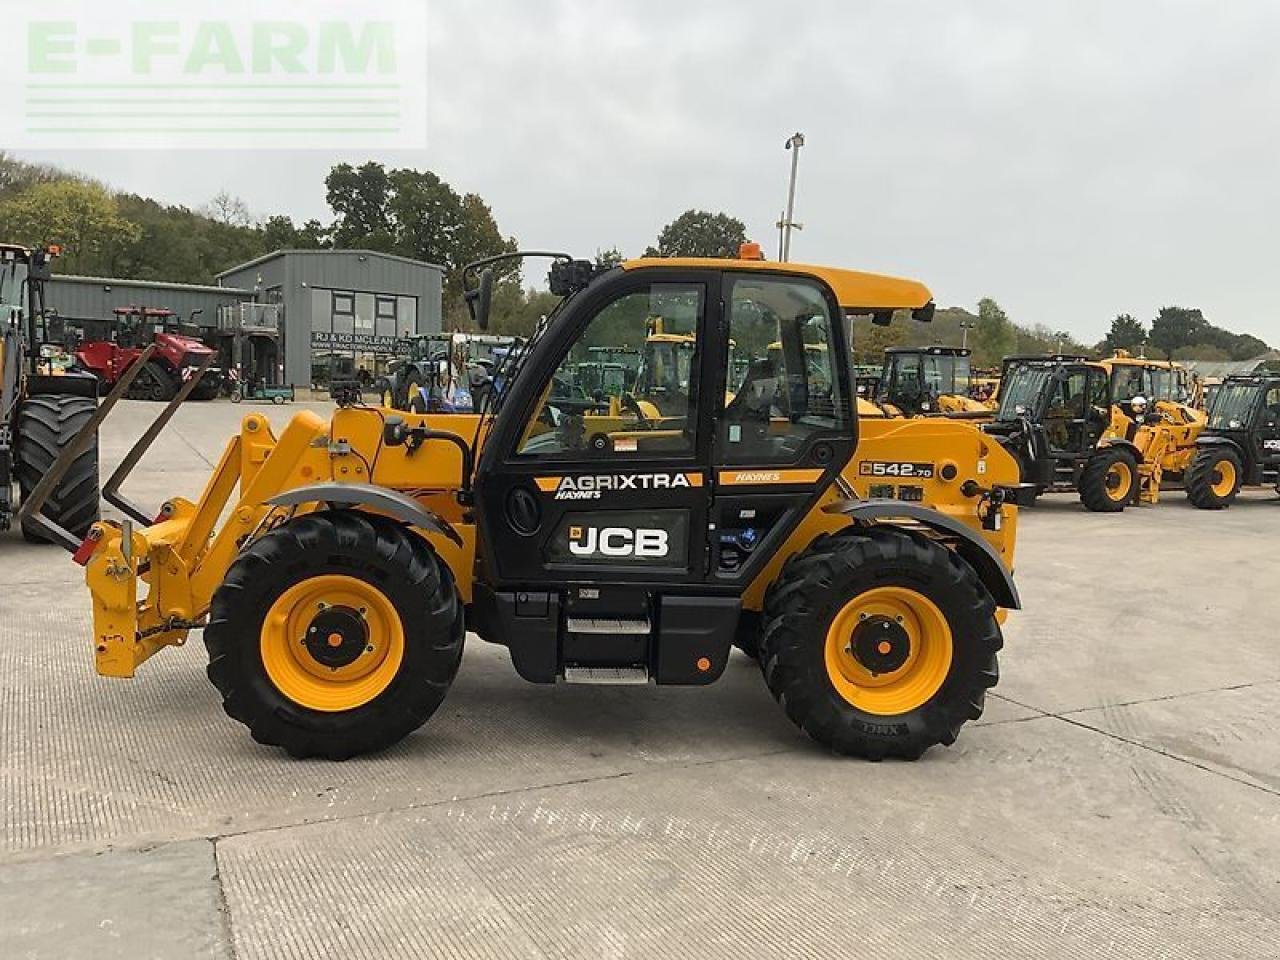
xmin=0 ymin=153 xmax=1267 ymax=362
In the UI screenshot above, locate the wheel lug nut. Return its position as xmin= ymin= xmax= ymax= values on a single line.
xmin=365 ymin=645 xmax=374 ymax=653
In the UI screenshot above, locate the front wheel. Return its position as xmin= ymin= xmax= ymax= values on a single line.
xmin=205 ymin=511 xmax=464 ymax=759
xmin=1186 ymin=447 xmax=1241 ymax=509
xmin=1078 ymin=447 xmax=1137 ymax=512
xmin=758 ymin=527 xmax=1001 ymax=760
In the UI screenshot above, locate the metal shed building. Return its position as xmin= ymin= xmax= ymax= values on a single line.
xmin=217 ymin=250 xmax=445 ymax=389
xmin=46 ymin=274 xmax=254 ymax=333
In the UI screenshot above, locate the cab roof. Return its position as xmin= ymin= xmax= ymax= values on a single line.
xmin=621 ymin=257 xmax=933 ymax=312
xmin=885 ymin=345 xmax=970 ymax=357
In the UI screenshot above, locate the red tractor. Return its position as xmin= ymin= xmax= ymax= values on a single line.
xmin=75 ymin=306 xmax=220 ymax=401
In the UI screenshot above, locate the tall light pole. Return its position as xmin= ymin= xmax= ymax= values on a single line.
xmin=959 ymin=320 xmax=976 ymax=350
xmin=777 ymin=132 xmax=805 ymax=261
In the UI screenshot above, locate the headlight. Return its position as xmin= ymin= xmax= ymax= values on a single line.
xmin=1015 ymin=404 xmax=1026 ymax=415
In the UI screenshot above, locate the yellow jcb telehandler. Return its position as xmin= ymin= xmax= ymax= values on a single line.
xmin=65 ymin=248 xmax=1031 ymax=762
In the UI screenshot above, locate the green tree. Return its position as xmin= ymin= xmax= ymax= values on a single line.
xmin=595 ymin=247 xmax=624 ymax=269
xmin=0 ymin=180 xmax=141 ymax=275
xmin=1172 ymin=344 xmax=1230 ymax=361
xmin=325 ymin=161 xmax=395 ymax=250
xmin=260 ymin=215 xmax=330 ymax=252
xmin=1149 ymin=306 xmax=1208 ymax=358
xmin=971 ymin=297 xmax=1016 ymax=366
xmin=0 ymin=152 xmax=68 ymax=201
xmin=1101 ymin=313 xmax=1147 ymax=354
xmin=645 ymin=210 xmax=747 ymax=258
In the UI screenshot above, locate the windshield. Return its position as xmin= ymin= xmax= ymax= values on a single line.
xmin=0 ymin=259 xmax=28 ymax=314
xmin=996 ymin=365 xmax=1053 ymax=420
xmin=1208 ymin=382 xmax=1259 ymax=430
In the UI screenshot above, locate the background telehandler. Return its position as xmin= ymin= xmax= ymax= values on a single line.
xmin=983 ymin=353 xmax=1204 ymax=511
xmin=0 ymin=243 xmax=101 ymax=542
xmin=1185 ymin=373 xmax=1280 ymax=508
xmin=69 ymin=247 xmax=1029 ymax=762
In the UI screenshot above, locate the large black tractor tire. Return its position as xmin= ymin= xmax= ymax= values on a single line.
xmin=205 ymin=511 xmax=464 ymax=759
xmin=758 ymin=526 xmax=1001 ymax=760
xmin=1185 ymin=446 xmax=1242 ymax=510
xmin=15 ymin=395 xmax=100 ymax=544
xmin=1078 ymin=447 xmax=1137 ymax=513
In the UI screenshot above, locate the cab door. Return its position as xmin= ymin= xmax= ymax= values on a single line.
xmin=475 ymin=269 xmax=718 ymax=587
xmin=705 ymin=271 xmax=855 ymax=586
xmin=1254 ymin=384 xmax=1280 ymax=466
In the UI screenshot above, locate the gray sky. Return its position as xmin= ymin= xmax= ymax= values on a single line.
xmin=14 ymin=0 xmax=1280 ymax=344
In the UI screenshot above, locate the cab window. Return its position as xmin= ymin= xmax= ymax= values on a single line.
xmin=719 ymin=274 xmax=847 ymax=464
xmin=1265 ymin=387 xmax=1280 ymax=426
xmin=1111 ymin=366 xmax=1147 ymax=402
xmin=516 ymin=283 xmax=702 ymax=458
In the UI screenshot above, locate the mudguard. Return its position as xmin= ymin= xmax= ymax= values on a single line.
xmin=823 ymin=498 xmax=1020 ymax=609
xmin=265 ymin=482 xmax=462 ymax=546
xmin=1097 ymin=437 xmax=1143 ymax=461
xmin=1194 ymin=435 xmax=1245 ymax=453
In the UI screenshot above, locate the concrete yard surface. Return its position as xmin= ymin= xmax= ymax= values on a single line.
xmin=1 ymin=399 xmax=1277 ymax=959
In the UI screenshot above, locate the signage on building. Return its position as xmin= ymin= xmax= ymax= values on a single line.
xmin=311 ymin=331 xmax=413 ymax=356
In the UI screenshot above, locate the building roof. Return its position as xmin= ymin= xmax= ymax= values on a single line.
xmin=622 ymin=257 xmax=932 ymax=311
xmin=216 ymin=248 xmax=446 ymax=279
xmin=1180 ymin=352 xmax=1280 ymax=380
xmin=53 ymin=273 xmax=251 ymax=295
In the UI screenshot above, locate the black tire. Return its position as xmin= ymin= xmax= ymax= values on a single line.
xmin=15 ymin=395 xmax=100 ymax=543
xmin=758 ymin=526 xmax=1001 ymax=760
xmin=1078 ymin=447 xmax=1137 ymax=512
xmin=1186 ymin=446 xmax=1241 ymax=510
xmin=205 ymin=511 xmax=464 ymax=759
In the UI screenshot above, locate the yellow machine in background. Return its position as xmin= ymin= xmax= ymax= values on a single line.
xmin=985 ymin=352 xmax=1205 ymax=508
xmin=874 ymin=346 xmax=993 ymax=419
xmin=73 ymin=248 xmax=1028 ymax=764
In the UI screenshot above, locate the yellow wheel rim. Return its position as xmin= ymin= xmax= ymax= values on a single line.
xmin=1210 ymin=459 xmax=1236 ymax=497
xmin=824 ymin=587 xmax=954 ymax=716
xmin=1105 ymin=461 xmax=1134 ymax=501
xmin=259 ymin=574 xmax=405 ymax=712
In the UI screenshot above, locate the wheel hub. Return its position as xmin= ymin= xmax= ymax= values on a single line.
xmin=302 ymin=605 xmax=369 ymax=669
xmin=850 ymin=616 xmax=911 ymax=675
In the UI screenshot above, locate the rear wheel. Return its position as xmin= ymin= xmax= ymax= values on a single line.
xmin=758 ymin=527 xmax=1001 ymax=760
xmin=15 ymin=394 xmax=100 ymax=543
xmin=1186 ymin=447 xmax=1241 ymax=509
xmin=1078 ymin=447 xmax=1136 ymax=512
xmin=205 ymin=511 xmax=464 ymax=759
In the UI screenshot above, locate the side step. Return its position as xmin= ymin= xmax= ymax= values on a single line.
xmin=563 ymin=666 xmax=650 ymax=685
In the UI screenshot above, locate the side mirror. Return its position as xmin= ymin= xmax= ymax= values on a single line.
xmin=912 ymin=301 xmax=936 ymax=323
xmin=466 ymin=268 xmax=495 ymax=331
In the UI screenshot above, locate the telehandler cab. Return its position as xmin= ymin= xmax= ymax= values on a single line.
xmin=1185 ymin=373 xmax=1280 ymax=509
xmin=70 ymin=247 xmax=1029 ymax=761
xmin=874 ymin=346 xmax=992 ymax=418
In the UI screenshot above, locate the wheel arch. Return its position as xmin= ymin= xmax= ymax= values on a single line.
xmin=823 ymin=499 xmax=1020 ymax=610
xmin=1194 ymin=435 xmax=1246 ymax=456
xmin=264 ymin=483 xmax=462 ymax=547
xmin=1096 ymin=437 xmax=1142 ymax=462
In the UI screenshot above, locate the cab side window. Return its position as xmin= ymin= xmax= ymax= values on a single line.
xmin=516 ymin=283 xmax=702 ymax=458
xmin=719 ymin=274 xmax=847 ymax=464
xmin=1265 ymin=387 xmax=1280 ymax=425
